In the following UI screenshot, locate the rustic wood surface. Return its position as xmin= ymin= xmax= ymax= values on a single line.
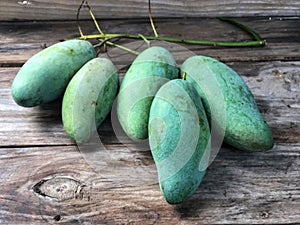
xmin=0 ymin=17 xmax=299 ymax=224
xmin=0 ymin=0 xmax=300 ymax=21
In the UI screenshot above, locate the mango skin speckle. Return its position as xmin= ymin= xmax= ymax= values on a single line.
xmin=181 ymin=56 xmax=273 ymax=151
xmin=62 ymin=57 xmax=119 ymax=144
xmin=11 ymin=40 xmax=96 ymax=107
xmin=149 ymin=79 xmax=210 ymax=204
xmin=117 ymin=46 xmax=179 ymax=140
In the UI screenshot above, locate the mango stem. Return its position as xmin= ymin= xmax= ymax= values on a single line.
xmin=79 ymin=33 xmax=265 ymax=47
xmin=148 ymin=0 xmax=158 ymax=37
xmin=77 ymin=1 xmax=266 ymax=55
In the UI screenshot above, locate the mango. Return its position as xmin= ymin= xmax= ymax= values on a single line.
xmin=117 ymin=46 xmax=178 ymax=140
xmin=11 ymin=40 xmax=96 ymax=107
xmin=149 ymin=79 xmax=210 ymax=204
xmin=181 ymin=56 xmax=273 ymax=151
xmin=62 ymin=57 xmax=118 ymax=144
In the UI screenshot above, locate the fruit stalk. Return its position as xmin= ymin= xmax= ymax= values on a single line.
xmin=77 ymin=1 xmax=266 ymax=49
xmin=79 ymin=33 xmax=265 ymax=47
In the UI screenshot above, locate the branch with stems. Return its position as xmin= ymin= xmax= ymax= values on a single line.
xmin=76 ymin=0 xmax=266 ymax=55
xmin=79 ymin=32 xmax=265 ymax=47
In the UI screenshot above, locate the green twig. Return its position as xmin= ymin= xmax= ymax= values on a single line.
xmin=80 ymin=33 xmax=265 ymax=47
xmin=218 ymin=17 xmax=266 ymax=45
xmin=77 ymin=1 xmax=265 ymax=51
xmin=94 ymin=39 xmax=140 ymax=55
xmin=78 ymin=0 xmax=141 ymax=54
xmin=148 ymin=0 xmax=158 ymax=37
xmin=86 ymin=3 xmax=105 ymax=35
xmin=138 ymin=34 xmax=151 ymax=47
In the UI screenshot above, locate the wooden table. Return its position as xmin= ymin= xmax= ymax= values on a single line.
xmin=0 ymin=17 xmax=299 ymax=224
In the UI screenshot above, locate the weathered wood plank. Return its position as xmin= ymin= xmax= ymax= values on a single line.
xmin=0 ymin=17 xmax=299 ymax=66
xmin=0 ymin=0 xmax=299 ymax=21
xmin=0 ymin=143 xmax=299 ymax=224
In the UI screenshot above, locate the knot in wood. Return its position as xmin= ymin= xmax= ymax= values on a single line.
xmin=33 ymin=176 xmax=81 ymax=201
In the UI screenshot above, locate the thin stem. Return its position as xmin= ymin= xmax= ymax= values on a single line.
xmin=218 ymin=17 xmax=265 ymax=44
xmin=76 ymin=0 xmax=86 ymax=38
xmin=78 ymin=0 xmax=141 ymax=55
xmin=148 ymin=0 xmax=158 ymax=37
xmin=138 ymin=34 xmax=151 ymax=47
xmin=87 ymin=3 xmax=104 ymax=35
xmin=86 ymin=2 xmax=108 ymax=50
xmin=80 ymin=33 xmax=265 ymax=47
xmin=97 ymin=40 xmax=140 ymax=55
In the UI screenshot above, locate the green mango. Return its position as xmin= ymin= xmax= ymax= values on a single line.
xmin=11 ymin=40 xmax=96 ymax=107
xmin=149 ymin=79 xmax=210 ymax=204
xmin=181 ymin=55 xmax=273 ymax=151
xmin=62 ymin=57 xmax=119 ymax=144
xmin=117 ymin=46 xmax=178 ymax=140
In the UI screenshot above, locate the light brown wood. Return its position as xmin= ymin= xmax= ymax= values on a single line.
xmin=0 ymin=0 xmax=300 ymax=21
xmin=0 ymin=17 xmax=299 ymax=224
xmin=0 ymin=18 xmax=299 ymax=66
xmin=0 ymin=144 xmax=299 ymax=224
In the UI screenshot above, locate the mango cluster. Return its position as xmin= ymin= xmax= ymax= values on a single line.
xmin=11 ymin=40 xmax=273 ymax=204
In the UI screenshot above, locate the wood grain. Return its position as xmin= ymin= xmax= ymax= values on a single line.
xmin=0 ymin=17 xmax=299 ymax=224
xmin=0 ymin=144 xmax=299 ymax=224
xmin=0 ymin=17 xmax=299 ymax=66
xmin=0 ymin=0 xmax=299 ymax=21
